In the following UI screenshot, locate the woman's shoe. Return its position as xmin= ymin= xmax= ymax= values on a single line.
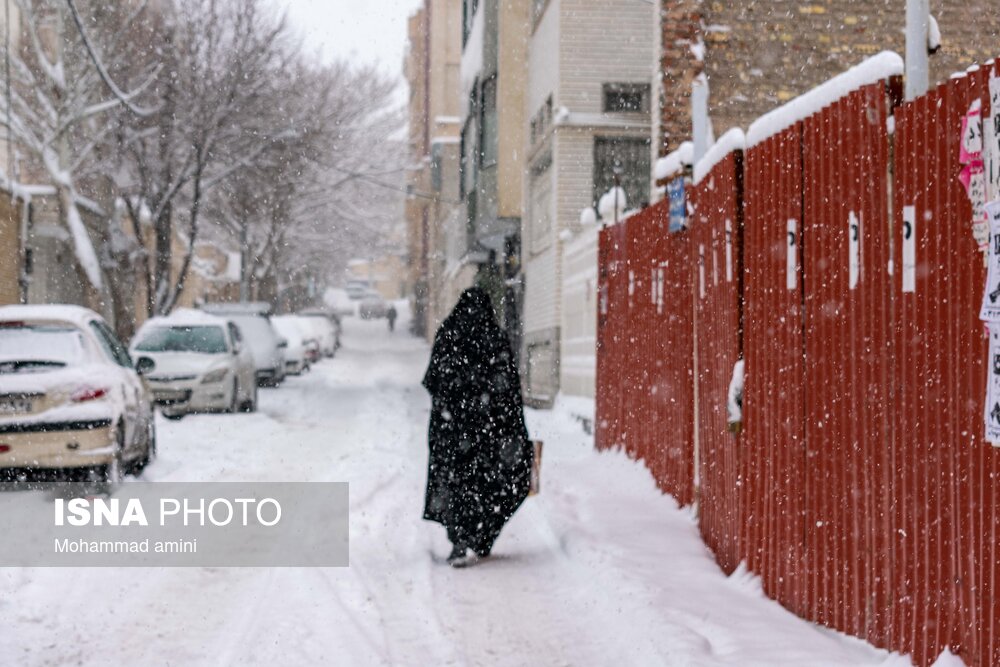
xmin=449 ymin=552 xmax=480 ymax=568
xmin=446 ymin=545 xmax=467 ymax=564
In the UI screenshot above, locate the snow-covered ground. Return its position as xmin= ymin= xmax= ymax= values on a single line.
xmin=0 ymin=307 xmax=908 ymax=666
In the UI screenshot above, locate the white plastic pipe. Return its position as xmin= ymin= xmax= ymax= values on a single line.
xmin=692 ymin=74 xmax=709 ymax=163
xmin=905 ymin=0 xmax=930 ymax=101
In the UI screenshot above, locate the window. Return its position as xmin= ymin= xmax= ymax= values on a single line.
xmin=480 ymin=76 xmax=498 ymax=167
xmin=460 ymin=80 xmax=478 ymax=200
xmin=89 ymin=321 xmax=134 ymax=367
xmin=133 ymin=326 xmax=228 ymax=355
xmin=529 ymin=153 xmax=553 ymax=252
xmin=530 ymin=95 xmax=553 ymax=147
xmin=431 ymin=143 xmax=443 ymax=192
xmin=602 ymin=83 xmax=650 ymax=113
xmin=593 ymin=136 xmax=652 ymax=211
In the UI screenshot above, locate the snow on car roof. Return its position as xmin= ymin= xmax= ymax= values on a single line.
xmin=140 ymin=308 xmax=229 ymax=330
xmin=202 ymin=302 xmax=272 ymax=316
xmin=0 ymin=304 xmax=103 ymax=328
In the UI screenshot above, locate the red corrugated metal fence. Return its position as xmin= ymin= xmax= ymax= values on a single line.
xmin=593 ymin=54 xmax=1000 ymax=665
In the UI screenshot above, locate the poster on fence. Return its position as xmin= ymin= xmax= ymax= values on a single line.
xmin=986 ymin=321 xmax=1000 ymax=445
xmin=988 ymin=74 xmax=1000 ymax=201
xmin=979 ymin=201 xmax=1000 ymax=321
xmin=961 ymin=99 xmax=989 ymax=251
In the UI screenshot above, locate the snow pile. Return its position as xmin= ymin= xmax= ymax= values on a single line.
xmin=927 ymin=15 xmax=941 ymax=53
xmin=693 ymin=128 xmax=746 ymax=185
xmin=597 ymin=187 xmax=627 ymax=221
xmin=579 ymin=206 xmax=598 ymax=227
xmin=654 ymin=141 xmax=693 ymax=180
xmin=745 ymin=51 xmax=904 ymax=148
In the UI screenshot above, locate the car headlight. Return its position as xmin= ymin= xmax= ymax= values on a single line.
xmin=200 ymin=368 xmax=228 ymax=384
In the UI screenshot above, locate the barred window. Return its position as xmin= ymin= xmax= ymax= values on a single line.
xmin=593 ymin=136 xmax=651 ymax=210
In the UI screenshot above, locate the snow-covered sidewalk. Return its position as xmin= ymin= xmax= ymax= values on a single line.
xmin=0 ymin=309 xmax=905 ymax=666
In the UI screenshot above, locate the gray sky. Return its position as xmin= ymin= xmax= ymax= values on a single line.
xmin=276 ymin=0 xmax=425 ymax=81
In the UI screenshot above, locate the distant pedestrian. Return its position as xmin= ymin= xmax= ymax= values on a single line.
xmin=422 ymin=287 xmax=533 ymax=567
xmin=386 ymin=305 xmax=397 ymax=331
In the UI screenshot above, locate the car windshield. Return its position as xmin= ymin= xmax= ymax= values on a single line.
xmin=0 ymin=324 xmax=87 ymax=370
xmin=134 ymin=326 xmax=228 ymax=354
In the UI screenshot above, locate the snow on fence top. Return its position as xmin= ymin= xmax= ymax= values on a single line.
xmin=693 ymin=129 xmax=746 ymax=185
xmin=745 ymin=51 xmax=904 ymax=149
xmin=654 ymin=141 xmax=693 ymax=180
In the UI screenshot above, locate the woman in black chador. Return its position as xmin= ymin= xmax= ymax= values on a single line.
xmin=422 ymin=287 xmax=533 ymax=567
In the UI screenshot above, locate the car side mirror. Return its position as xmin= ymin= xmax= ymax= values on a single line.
xmin=278 ymin=338 xmax=288 ymax=349
xmin=135 ymin=356 xmax=156 ymax=376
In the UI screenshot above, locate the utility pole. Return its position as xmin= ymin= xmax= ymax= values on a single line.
xmin=905 ymin=0 xmax=930 ymax=101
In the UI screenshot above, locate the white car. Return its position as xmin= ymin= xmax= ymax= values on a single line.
xmin=297 ymin=312 xmax=337 ymax=357
xmin=271 ymin=315 xmax=310 ymax=375
xmin=358 ymin=293 xmax=389 ymax=320
xmin=131 ymin=309 xmax=257 ymax=420
xmin=0 ymin=304 xmax=156 ymax=482
xmin=202 ymin=304 xmax=287 ymax=386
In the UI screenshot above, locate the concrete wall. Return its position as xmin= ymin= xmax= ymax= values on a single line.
xmin=560 ymin=224 xmax=597 ymax=397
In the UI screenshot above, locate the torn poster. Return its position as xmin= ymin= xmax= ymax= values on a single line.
xmin=961 ymin=99 xmax=988 ymax=251
xmin=979 ymin=200 xmax=1000 ymax=321
xmin=986 ymin=320 xmax=1000 ymax=445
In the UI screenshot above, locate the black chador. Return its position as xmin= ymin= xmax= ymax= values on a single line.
xmin=422 ymin=287 xmax=533 ymax=565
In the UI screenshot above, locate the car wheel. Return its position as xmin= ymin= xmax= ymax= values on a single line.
xmin=89 ymin=425 xmax=124 ymax=491
xmin=129 ymin=418 xmax=157 ymax=475
xmin=240 ymin=382 xmax=258 ymax=413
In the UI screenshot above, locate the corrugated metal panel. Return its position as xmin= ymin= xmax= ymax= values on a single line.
xmin=690 ymin=153 xmax=744 ymax=574
xmin=891 ymin=62 xmax=1000 ymax=667
xmin=801 ymin=82 xmax=895 ymax=643
xmin=742 ymin=122 xmax=806 ymax=610
xmin=594 ymin=200 xmax=695 ymax=503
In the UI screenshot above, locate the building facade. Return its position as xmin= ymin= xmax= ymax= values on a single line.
xmin=404 ymin=0 xmax=468 ymax=338
xmin=521 ymin=0 xmax=656 ymax=406
xmin=458 ymin=0 xmax=530 ymax=346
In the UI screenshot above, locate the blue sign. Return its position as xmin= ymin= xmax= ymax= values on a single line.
xmin=668 ymin=177 xmax=686 ymax=233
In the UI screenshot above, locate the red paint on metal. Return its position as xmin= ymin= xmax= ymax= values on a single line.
xmin=690 ymin=153 xmax=744 ymax=574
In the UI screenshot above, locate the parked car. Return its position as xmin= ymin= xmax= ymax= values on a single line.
xmin=130 ymin=309 xmax=257 ymax=419
xmin=202 ymin=303 xmax=286 ymax=386
xmin=0 ymin=304 xmax=156 ymax=483
xmin=297 ymin=309 xmax=339 ymax=357
xmin=271 ymin=315 xmax=311 ymax=375
xmin=358 ymin=293 xmax=389 ymax=320
xmin=345 ymin=281 xmax=370 ymax=300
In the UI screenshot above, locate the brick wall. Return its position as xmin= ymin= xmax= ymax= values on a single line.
xmin=660 ymin=0 xmax=1000 ymax=153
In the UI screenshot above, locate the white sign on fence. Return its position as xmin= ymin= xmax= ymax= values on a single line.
xmin=902 ymin=205 xmax=917 ymax=293
xmin=698 ymin=244 xmax=706 ymax=299
xmin=786 ymin=219 xmax=798 ymax=291
xmin=848 ymin=210 xmax=861 ymax=290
